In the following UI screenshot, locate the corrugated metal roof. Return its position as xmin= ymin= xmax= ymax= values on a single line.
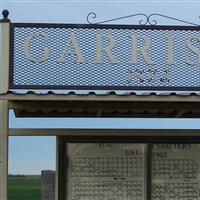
xmin=5 ymin=90 xmax=200 ymax=96
xmin=4 ymin=90 xmax=200 ymax=118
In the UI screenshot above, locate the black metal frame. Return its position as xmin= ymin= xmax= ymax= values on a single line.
xmin=58 ymin=135 xmax=200 ymax=200
xmin=9 ymin=22 xmax=200 ymax=91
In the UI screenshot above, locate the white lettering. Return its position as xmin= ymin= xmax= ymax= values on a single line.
xmin=131 ymin=35 xmax=153 ymax=64
xmin=96 ymin=35 xmax=118 ymax=64
xmin=24 ymin=32 xmax=50 ymax=63
xmin=166 ymin=36 xmax=175 ymax=65
xmin=186 ymin=37 xmax=200 ymax=65
xmin=57 ymin=35 xmax=85 ymax=64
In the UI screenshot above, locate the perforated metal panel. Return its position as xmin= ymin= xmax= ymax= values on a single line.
xmin=9 ymin=23 xmax=200 ymax=91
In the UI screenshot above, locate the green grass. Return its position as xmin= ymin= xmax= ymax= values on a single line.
xmin=8 ymin=177 xmax=41 ymax=200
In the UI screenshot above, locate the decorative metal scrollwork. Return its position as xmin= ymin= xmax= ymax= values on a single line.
xmin=87 ymin=12 xmax=200 ymax=26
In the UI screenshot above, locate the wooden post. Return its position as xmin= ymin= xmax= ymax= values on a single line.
xmin=0 ymin=100 xmax=9 ymax=200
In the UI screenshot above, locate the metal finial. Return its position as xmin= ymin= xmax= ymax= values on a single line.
xmin=2 ymin=10 xmax=9 ymax=18
xmin=0 ymin=9 xmax=10 ymax=22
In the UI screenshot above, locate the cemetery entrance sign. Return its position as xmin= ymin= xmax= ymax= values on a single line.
xmin=10 ymin=20 xmax=200 ymax=91
xmin=2 ymin=9 xmax=200 ymax=200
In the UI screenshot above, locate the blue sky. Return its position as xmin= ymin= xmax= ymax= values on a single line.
xmin=1 ymin=0 xmax=200 ymax=175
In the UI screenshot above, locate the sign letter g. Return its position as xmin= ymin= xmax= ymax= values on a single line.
xmin=24 ymin=32 xmax=50 ymax=63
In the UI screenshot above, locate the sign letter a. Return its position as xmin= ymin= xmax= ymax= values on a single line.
xmin=57 ymin=35 xmax=85 ymax=63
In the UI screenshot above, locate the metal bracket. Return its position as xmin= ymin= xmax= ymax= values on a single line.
xmin=87 ymin=12 xmax=200 ymax=26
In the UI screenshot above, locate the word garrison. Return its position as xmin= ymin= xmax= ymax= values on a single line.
xmin=24 ymin=32 xmax=200 ymax=65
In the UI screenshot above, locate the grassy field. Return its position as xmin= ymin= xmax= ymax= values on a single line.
xmin=8 ymin=177 xmax=41 ymax=200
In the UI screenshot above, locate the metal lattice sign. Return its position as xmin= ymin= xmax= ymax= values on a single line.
xmin=9 ymin=23 xmax=200 ymax=90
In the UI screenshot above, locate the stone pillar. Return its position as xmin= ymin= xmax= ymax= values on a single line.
xmin=41 ymin=170 xmax=55 ymax=200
